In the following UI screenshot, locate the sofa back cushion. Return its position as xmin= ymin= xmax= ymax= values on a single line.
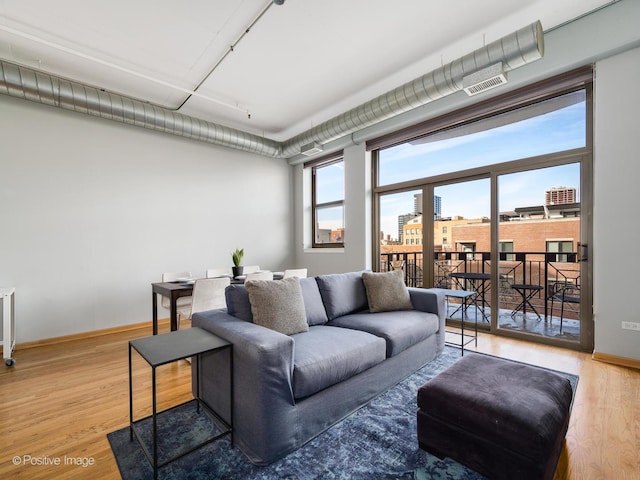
xmin=299 ymin=277 xmax=329 ymax=325
xmin=225 ymin=277 xmax=329 ymax=326
xmin=315 ymin=271 xmax=369 ymax=321
xmin=225 ymin=284 xmax=253 ymax=321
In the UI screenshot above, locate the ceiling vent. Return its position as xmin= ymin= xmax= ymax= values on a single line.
xmin=463 ymin=63 xmax=507 ymax=96
xmin=300 ymin=141 xmax=324 ymax=156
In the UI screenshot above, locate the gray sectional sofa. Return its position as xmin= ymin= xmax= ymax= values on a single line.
xmin=192 ymin=270 xmax=445 ymax=465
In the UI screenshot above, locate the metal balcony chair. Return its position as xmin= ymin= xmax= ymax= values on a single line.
xmin=550 ymin=281 xmax=580 ymax=333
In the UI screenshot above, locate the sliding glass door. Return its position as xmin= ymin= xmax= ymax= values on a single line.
xmin=433 ymin=179 xmax=491 ymax=324
xmin=372 ymin=72 xmax=593 ymax=351
xmin=497 ymin=163 xmax=584 ymax=343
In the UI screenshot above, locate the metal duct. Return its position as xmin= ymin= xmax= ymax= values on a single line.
xmin=0 ymin=60 xmax=282 ymax=158
xmin=0 ymin=21 xmax=543 ymax=159
xmin=280 ymin=21 xmax=544 ymax=157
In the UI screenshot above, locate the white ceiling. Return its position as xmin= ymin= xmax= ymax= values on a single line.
xmin=0 ymin=0 xmax=613 ymax=142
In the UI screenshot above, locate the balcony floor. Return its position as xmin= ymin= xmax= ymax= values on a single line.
xmin=446 ymin=304 xmax=580 ymax=342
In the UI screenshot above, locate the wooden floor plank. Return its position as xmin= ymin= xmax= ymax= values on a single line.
xmin=1 ymin=324 xmax=638 ymax=479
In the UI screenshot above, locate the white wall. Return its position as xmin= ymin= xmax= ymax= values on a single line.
xmin=0 ymin=94 xmax=292 ymax=343
xmin=294 ymin=143 xmax=372 ymax=276
xmin=593 ymin=46 xmax=640 ymax=360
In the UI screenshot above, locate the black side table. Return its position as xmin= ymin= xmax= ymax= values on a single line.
xmin=434 ymin=288 xmax=478 ymax=356
xmin=129 ymin=327 xmax=232 ymax=479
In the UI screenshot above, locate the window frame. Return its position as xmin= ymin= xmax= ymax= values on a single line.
xmin=306 ymin=151 xmax=345 ymax=248
xmin=368 ymin=66 xmax=593 ymax=353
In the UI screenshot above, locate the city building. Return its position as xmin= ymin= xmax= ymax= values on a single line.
xmin=546 ymin=186 xmax=577 ymax=205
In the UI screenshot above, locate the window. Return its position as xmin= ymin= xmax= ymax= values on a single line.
xmin=547 ymin=240 xmax=574 ymax=263
xmin=460 ymin=242 xmax=476 ymax=252
xmin=309 ymin=153 xmax=345 ymax=247
xmin=370 ymin=67 xmax=592 ymax=350
xmin=375 ymin=89 xmax=586 ymax=186
xmin=499 ymin=241 xmax=514 ymax=261
xmin=442 ymin=226 xmax=447 ymax=234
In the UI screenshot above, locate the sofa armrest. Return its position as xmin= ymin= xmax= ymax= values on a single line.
xmin=192 ymin=309 xmax=295 ymax=403
xmin=408 ymin=287 xmax=446 ymax=334
xmin=191 ymin=309 xmax=299 ymax=463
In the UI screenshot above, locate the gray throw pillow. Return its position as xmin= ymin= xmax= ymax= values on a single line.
xmin=362 ymin=270 xmax=413 ymax=313
xmin=245 ymin=277 xmax=309 ymax=335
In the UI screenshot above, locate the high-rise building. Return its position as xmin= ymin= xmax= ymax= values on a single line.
xmin=414 ymin=193 xmax=422 ymax=215
xmin=412 ymin=193 xmax=441 ymax=218
xmin=397 ymin=194 xmax=442 ymax=241
xmin=545 ymin=186 xmax=577 ymax=205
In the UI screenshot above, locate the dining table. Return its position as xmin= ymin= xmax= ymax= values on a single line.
xmin=151 ymin=272 xmax=283 ymax=334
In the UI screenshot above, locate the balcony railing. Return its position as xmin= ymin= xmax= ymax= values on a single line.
xmin=380 ymin=252 xmax=424 ymax=288
xmin=380 ymin=250 xmax=581 ymax=323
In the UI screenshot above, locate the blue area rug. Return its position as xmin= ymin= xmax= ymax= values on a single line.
xmin=108 ymin=347 xmax=578 ymax=479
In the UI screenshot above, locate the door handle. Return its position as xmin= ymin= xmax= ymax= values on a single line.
xmin=578 ymin=242 xmax=588 ymax=262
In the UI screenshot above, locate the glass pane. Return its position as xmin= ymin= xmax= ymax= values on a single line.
xmin=378 ymin=90 xmax=586 ymax=186
xmin=433 ymin=179 xmax=491 ymax=323
xmin=497 ymin=164 xmax=581 ymax=342
xmin=315 ymin=162 xmax=344 ymax=203
xmin=315 ymin=204 xmax=344 ymax=244
xmin=378 ymin=190 xmax=423 ymax=287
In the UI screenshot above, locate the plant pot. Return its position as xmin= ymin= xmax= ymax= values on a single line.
xmin=232 ymin=266 xmax=244 ymax=277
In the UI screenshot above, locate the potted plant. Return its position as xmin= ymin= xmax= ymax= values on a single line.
xmin=232 ymin=248 xmax=244 ymax=277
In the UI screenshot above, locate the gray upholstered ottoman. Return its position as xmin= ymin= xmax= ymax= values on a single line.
xmin=417 ymin=353 xmax=573 ymax=480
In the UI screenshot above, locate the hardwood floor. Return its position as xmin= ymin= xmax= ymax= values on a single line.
xmin=1 ymin=323 xmax=638 ymax=480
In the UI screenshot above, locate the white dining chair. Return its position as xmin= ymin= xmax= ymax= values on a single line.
xmin=206 ymin=267 xmax=232 ymax=278
xmin=283 ymin=268 xmax=308 ymax=279
xmin=161 ymin=271 xmax=193 ymax=312
xmin=243 ymin=265 xmax=261 ymax=274
xmin=245 ymin=271 xmax=274 ymax=281
xmin=176 ymin=277 xmax=231 ymax=328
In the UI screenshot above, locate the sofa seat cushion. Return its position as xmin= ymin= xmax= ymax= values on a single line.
xmin=291 ymin=326 xmax=386 ymax=400
xmin=328 ymin=310 xmax=439 ymax=357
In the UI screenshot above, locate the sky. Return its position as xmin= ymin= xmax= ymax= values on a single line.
xmin=377 ymin=97 xmax=585 ymax=239
xmin=316 ymin=91 xmax=586 ymax=240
